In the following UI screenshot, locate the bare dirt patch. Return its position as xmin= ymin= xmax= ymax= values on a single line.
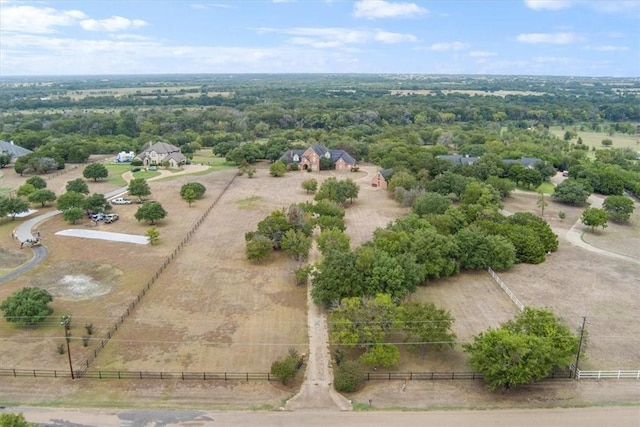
xmin=31 ymin=261 xmax=123 ymax=300
xmin=0 ymin=247 xmax=28 ymax=269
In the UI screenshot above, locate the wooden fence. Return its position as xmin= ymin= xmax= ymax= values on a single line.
xmin=0 ymin=368 xmax=573 ymax=382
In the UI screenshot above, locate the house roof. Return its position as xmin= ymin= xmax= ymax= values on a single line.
xmin=0 ymin=140 xmax=32 ymax=158
xmin=378 ymin=168 xmax=394 ymax=180
xmin=280 ymin=149 xmax=305 ymax=163
xmin=330 ymin=149 xmax=356 ymax=165
xmin=437 ymin=154 xmax=478 ymax=165
xmin=139 ymin=141 xmax=181 ymax=156
xmin=165 ymin=152 xmax=187 ymax=163
xmin=503 ymin=157 xmax=541 ymax=167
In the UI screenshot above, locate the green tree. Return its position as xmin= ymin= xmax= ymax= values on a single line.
xmin=359 ymin=344 xmax=400 ymax=368
xmin=128 ymin=178 xmax=151 ymax=199
xmin=269 ymin=161 xmax=287 ymax=177
xmin=0 ymin=153 xmax=11 ymax=169
xmin=485 ymin=176 xmax=515 ymax=199
xmin=412 ymin=192 xmax=452 ymax=216
xmin=312 ymin=250 xmax=363 ymax=308
xmin=398 ymin=302 xmax=456 ymax=356
xmin=602 ymin=195 xmax=635 ymax=223
xmin=63 ymin=207 xmax=84 ymax=224
xmin=317 ymin=228 xmax=351 ymax=255
xmin=520 ymin=168 xmax=543 ymax=189
xmin=558 ymin=211 xmax=566 ymax=221
xmin=464 ymin=308 xmax=578 ymax=390
xmin=245 ymin=234 xmax=272 ymax=263
xmin=134 ymin=202 xmax=167 ymax=225
xmin=301 ymin=178 xmax=318 ymax=194
xmin=66 ymin=178 xmax=89 ymax=194
xmin=145 ymin=227 xmax=160 ymax=245
xmin=0 ymin=287 xmax=53 ymax=326
xmin=581 ymin=207 xmax=608 ymax=232
xmin=0 ymin=197 xmax=29 ymax=220
xmin=56 ymin=191 xmax=85 ymax=211
xmin=485 ymin=234 xmax=517 ymax=271
xmin=16 ymin=183 xmax=36 ymax=198
xmin=182 ymin=188 xmax=197 ymax=206
xmin=256 ymin=209 xmax=293 ymax=249
xmin=553 ymin=179 xmax=590 ymax=205
xmin=26 ymin=175 xmax=47 ymax=189
xmin=83 ymin=193 xmax=109 ymax=213
xmin=28 ymin=189 xmax=56 ymax=207
xmin=180 ymin=182 xmax=206 ymax=199
xmin=280 ymin=229 xmax=312 ymax=261
xmin=454 ymin=228 xmax=490 ymax=270
xmin=82 ymin=162 xmax=108 ymax=182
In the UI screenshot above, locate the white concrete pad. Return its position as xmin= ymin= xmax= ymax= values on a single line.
xmin=56 ymin=229 xmax=148 ymax=245
xmin=8 ymin=209 xmax=38 ymax=218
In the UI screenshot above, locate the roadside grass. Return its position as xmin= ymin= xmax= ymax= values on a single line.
xmin=0 ymin=187 xmax=12 ymax=196
xmin=236 ymin=196 xmax=261 ymax=206
xmin=104 ymin=164 xmax=160 ymax=186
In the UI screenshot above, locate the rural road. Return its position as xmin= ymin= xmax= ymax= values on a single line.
xmin=4 ymin=406 xmax=639 ymax=427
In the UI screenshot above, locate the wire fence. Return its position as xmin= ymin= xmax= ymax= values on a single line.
xmin=487 ymin=267 xmax=525 ymax=311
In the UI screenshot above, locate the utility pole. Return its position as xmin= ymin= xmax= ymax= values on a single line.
xmin=574 ymin=316 xmax=587 ymax=379
xmin=61 ymin=315 xmax=74 ymax=380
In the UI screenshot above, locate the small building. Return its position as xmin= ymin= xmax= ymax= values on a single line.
xmin=437 ymin=154 xmax=479 ymax=166
xmin=281 ymin=144 xmax=356 ymax=172
xmin=371 ymin=168 xmax=393 ymax=189
xmin=115 ymin=151 xmax=136 ymax=163
xmin=135 ymin=142 xmax=186 ymax=168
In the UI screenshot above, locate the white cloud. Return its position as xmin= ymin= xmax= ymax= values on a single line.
xmin=516 ymin=32 xmax=582 ymax=44
xmin=0 ymin=5 xmax=87 ymax=33
xmin=469 ymin=51 xmax=497 ymax=58
xmin=429 ymin=41 xmax=470 ymax=51
xmin=80 ymin=16 xmax=148 ymax=32
xmin=353 ymin=0 xmax=427 ymax=19
xmin=260 ymin=27 xmax=416 ymax=48
xmin=587 ymin=45 xmax=629 ymax=51
xmin=524 ymin=0 xmax=573 ymax=11
xmin=524 ymin=0 xmax=640 ymax=13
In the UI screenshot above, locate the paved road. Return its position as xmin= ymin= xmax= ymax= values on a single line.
xmin=4 ymin=406 xmax=638 ymax=427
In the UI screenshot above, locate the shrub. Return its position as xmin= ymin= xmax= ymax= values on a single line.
xmin=334 ymin=361 xmax=365 ymax=393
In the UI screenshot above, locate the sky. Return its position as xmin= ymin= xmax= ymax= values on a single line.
xmin=1 ymin=0 xmax=639 ymax=77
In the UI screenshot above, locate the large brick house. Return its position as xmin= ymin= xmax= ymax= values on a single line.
xmin=135 ymin=142 xmax=186 ymax=168
xmin=280 ymin=144 xmax=356 ymax=172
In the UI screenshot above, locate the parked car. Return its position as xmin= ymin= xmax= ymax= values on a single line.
xmin=104 ymin=213 xmax=119 ymax=223
xmin=148 ymin=166 xmax=158 ymax=171
xmin=111 ymin=197 xmax=132 ymax=205
xmin=131 ymin=167 xmax=141 ymax=172
xmin=91 ymin=213 xmax=107 ymax=221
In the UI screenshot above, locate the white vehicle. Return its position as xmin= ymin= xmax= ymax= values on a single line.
xmin=111 ymin=197 xmax=132 ymax=205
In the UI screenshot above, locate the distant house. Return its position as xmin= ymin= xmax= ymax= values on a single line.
xmin=281 ymin=144 xmax=356 ymax=172
xmin=371 ymin=168 xmax=393 ymax=189
xmin=135 ymin=142 xmax=186 ymax=168
xmin=436 ymin=154 xmax=479 ymax=166
xmin=438 ymin=154 xmax=541 ymax=168
xmin=502 ymin=157 xmax=542 ymax=169
xmin=0 ymin=140 xmax=32 ymax=159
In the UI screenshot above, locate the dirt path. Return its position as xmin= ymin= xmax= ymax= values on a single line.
xmin=121 ymin=164 xmax=210 ymax=184
xmin=285 ymin=241 xmax=352 ymax=411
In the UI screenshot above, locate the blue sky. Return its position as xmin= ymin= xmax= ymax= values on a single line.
xmin=1 ymin=0 xmax=639 ymax=77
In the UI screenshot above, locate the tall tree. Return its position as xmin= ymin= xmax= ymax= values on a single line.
xmin=26 ymin=175 xmax=47 ymax=189
xmin=134 ymin=202 xmax=167 ymax=225
xmin=280 ymin=229 xmax=312 ymax=261
xmin=28 ymin=189 xmax=56 ymax=207
xmin=82 ymin=163 xmax=109 ymax=182
xmin=56 ymin=191 xmax=85 ymax=211
xmin=602 ymin=195 xmax=635 ymax=223
xmin=128 ymin=178 xmax=151 ymax=199
xmin=66 ymin=178 xmax=90 ymax=194
xmin=581 ymin=207 xmax=608 ymax=232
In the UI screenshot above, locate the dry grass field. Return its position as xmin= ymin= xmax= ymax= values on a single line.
xmin=1 ymin=161 xmax=639 ymax=409
xmin=550 ymin=127 xmax=640 ymax=151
